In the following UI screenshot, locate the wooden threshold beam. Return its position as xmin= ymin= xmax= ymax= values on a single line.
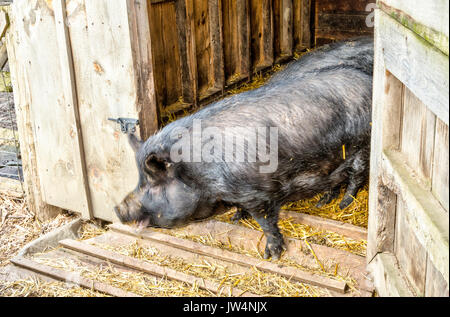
xmin=10 ymin=256 xmax=139 ymax=297
xmin=109 ymin=223 xmax=348 ymax=293
xmin=59 ymin=239 xmax=259 ymax=297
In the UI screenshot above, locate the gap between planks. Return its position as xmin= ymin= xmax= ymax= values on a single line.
xmin=108 ymin=223 xmax=348 ymax=294
xmin=59 ymin=239 xmax=259 ymax=297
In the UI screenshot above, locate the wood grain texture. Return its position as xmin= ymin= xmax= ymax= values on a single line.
xmin=66 ymin=0 xmax=141 ymax=222
xmin=273 ymin=0 xmax=293 ymax=63
xmin=60 ymin=238 xmax=259 ymax=297
xmin=54 ymin=0 xmax=93 ymax=219
xmin=425 ymin=257 xmax=449 ymax=297
xmin=11 ymin=256 xmax=139 ymax=297
xmin=293 ymin=0 xmax=311 ymax=51
xmin=377 ymin=10 xmax=449 ymax=125
xmin=222 ymin=0 xmax=251 ymax=85
xmin=379 ymin=0 xmax=448 ymax=55
xmin=381 ymin=150 xmax=449 ymax=286
xmin=7 ymin=0 xmax=85 ymax=218
xmin=400 ymin=86 xmax=436 ymax=187
xmin=127 ymin=0 xmax=159 ymax=140
xmin=108 ymin=224 xmax=348 ymax=293
xmin=394 ymin=198 xmax=427 ymax=296
xmin=431 ymin=119 xmax=449 ymax=212
xmin=250 ymin=0 xmax=274 ymax=71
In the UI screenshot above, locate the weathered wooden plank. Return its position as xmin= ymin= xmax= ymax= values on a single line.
xmin=110 ymin=220 xmax=372 ymax=293
xmin=378 ymin=0 xmax=449 ymax=55
xmin=222 ymin=0 xmax=251 ymax=85
xmin=5 ymin=26 xmax=61 ymax=220
xmin=127 ymin=0 xmax=159 ymax=140
xmin=250 ymin=0 xmax=274 ymax=71
xmin=273 ymin=0 xmax=293 ymax=63
xmin=314 ymin=0 xmax=374 ymax=45
xmin=109 ymin=223 xmax=348 ymax=293
xmin=192 ymin=0 xmax=224 ymax=100
xmin=431 ymin=119 xmax=449 ymax=212
xmin=6 ymin=0 xmax=79 ymax=220
xmin=425 ymin=257 xmax=449 ymax=297
xmin=175 ymin=0 xmax=198 ymax=105
xmin=367 ymin=26 xmax=402 ymax=262
xmin=381 ymin=150 xmax=449 ymax=285
xmin=65 ymin=0 xmax=142 ymax=222
xmin=293 ymin=0 xmax=311 ymax=51
xmin=377 ymin=10 xmax=449 ymax=125
xmin=10 ymin=256 xmax=139 ymax=297
xmin=281 ymin=210 xmax=368 ymax=241
xmin=59 ymin=239 xmax=259 ymax=297
xmin=54 ymin=0 xmax=93 ymax=219
xmin=394 ymin=198 xmax=427 ymax=296
xmin=400 ymin=87 xmax=436 ymax=187
xmin=367 ymin=252 xmax=414 ymax=297
xmin=316 ymin=0 xmax=373 ymax=12
xmin=147 ymin=0 xmax=182 ymax=118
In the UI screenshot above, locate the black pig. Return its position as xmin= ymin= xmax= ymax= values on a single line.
xmin=115 ymin=37 xmax=373 ymax=260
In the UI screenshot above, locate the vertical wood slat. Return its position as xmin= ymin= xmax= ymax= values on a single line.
xmin=128 ymin=0 xmax=160 ymax=140
xmin=53 ymin=0 xmax=93 ymax=219
xmin=394 ymin=198 xmax=428 ymax=296
xmin=222 ymin=0 xmax=251 ymax=85
xmin=293 ymin=0 xmax=311 ymax=51
xmin=273 ymin=0 xmax=293 ymax=63
xmin=400 ymin=87 xmax=436 ymax=187
xmin=175 ymin=0 xmax=198 ymax=106
xmin=66 ymin=0 xmax=142 ymax=222
xmin=191 ymin=0 xmax=224 ymax=100
xmin=7 ymin=0 xmax=89 ymax=219
xmin=250 ymin=0 xmax=274 ymax=72
xmin=6 ymin=29 xmax=62 ymax=221
xmin=431 ymin=118 xmax=449 ymax=212
xmin=147 ymin=1 xmax=183 ymax=119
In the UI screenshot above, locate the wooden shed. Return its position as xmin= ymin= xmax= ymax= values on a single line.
xmin=367 ymin=0 xmax=449 ymax=296
xmin=4 ymin=0 xmax=375 ymax=222
xmin=2 ymin=0 xmax=448 ymax=297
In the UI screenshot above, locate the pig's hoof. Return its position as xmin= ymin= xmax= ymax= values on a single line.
xmin=231 ymin=210 xmax=250 ymax=223
xmin=263 ymin=239 xmax=285 ymax=261
xmin=339 ymin=195 xmax=354 ymax=210
xmin=316 ymin=194 xmax=332 ymax=208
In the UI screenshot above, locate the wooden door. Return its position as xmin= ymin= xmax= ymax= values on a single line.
xmin=7 ymin=0 xmax=158 ymax=222
xmin=368 ymin=1 xmax=449 ymax=296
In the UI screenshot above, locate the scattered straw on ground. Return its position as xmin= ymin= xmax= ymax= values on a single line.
xmin=214 ymin=209 xmax=367 ymax=257
xmin=77 ymin=221 xmax=107 ymax=241
xmin=0 ymin=195 xmax=76 ymax=267
xmin=153 ymin=228 xmax=358 ymax=293
xmin=94 ymin=240 xmax=330 ymax=297
xmin=284 ymin=185 xmax=369 ymax=228
xmin=31 ymin=256 xmax=214 ymax=297
xmin=0 ymin=277 xmax=108 ymax=297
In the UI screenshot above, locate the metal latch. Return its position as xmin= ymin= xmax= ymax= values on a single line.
xmin=108 ymin=118 xmax=139 ymax=134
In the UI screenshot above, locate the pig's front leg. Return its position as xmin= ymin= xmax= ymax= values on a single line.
xmin=248 ymin=206 xmax=285 ymax=260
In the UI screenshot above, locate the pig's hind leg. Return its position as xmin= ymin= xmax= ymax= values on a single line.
xmin=316 ymin=186 xmax=341 ymax=208
xmin=231 ymin=209 xmax=251 ymax=223
xmin=339 ymin=147 xmax=369 ymax=210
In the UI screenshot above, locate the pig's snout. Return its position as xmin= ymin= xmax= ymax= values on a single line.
xmin=114 ymin=193 xmax=142 ymax=223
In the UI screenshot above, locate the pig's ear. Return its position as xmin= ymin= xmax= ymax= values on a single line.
xmin=144 ymin=154 xmax=172 ymax=178
xmin=128 ymin=133 xmax=143 ymax=152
